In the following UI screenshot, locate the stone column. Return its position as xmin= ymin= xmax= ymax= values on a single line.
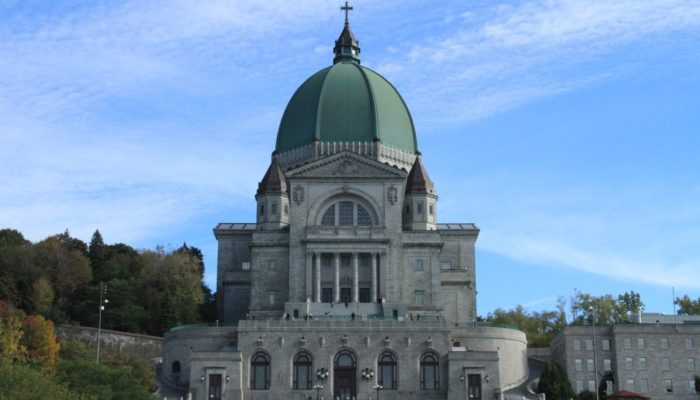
xmin=334 ymin=252 xmax=340 ymax=303
xmin=352 ymin=253 xmax=359 ymax=303
xmin=371 ymin=252 xmax=377 ymax=303
xmin=305 ymin=252 xmax=312 ymax=300
xmin=315 ymin=253 xmax=321 ymax=303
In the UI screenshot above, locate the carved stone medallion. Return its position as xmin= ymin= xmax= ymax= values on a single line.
xmin=387 ymin=185 xmax=398 ymax=205
xmin=332 ymin=160 xmax=358 ymax=176
xmin=293 ymin=185 xmax=304 ymax=205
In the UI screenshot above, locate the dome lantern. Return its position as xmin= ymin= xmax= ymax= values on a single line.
xmin=333 ymin=2 xmax=361 ymax=64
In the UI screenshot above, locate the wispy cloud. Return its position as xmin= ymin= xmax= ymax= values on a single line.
xmin=373 ymin=0 xmax=700 ymax=126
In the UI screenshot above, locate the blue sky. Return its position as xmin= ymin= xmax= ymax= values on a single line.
xmin=1 ymin=0 xmax=699 ymax=319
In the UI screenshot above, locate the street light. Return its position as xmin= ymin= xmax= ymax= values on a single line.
xmin=373 ymin=384 xmax=383 ymax=400
xmin=313 ymin=383 xmax=323 ymax=400
xmin=96 ymin=282 xmax=108 ymax=364
xmin=316 ymin=367 xmax=329 ymax=380
xmin=361 ymin=368 xmax=374 ymax=380
xmin=589 ymin=306 xmax=599 ymax=400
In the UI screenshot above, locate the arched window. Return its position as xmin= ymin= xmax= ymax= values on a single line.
xmin=293 ymin=352 xmax=312 ymax=390
xmin=251 ymin=352 xmax=270 ymax=390
xmin=335 ymin=350 xmax=356 ymax=368
xmin=378 ymin=352 xmax=397 ymax=390
xmin=420 ymin=352 xmax=440 ymax=390
xmin=320 ymin=201 xmax=373 ymax=226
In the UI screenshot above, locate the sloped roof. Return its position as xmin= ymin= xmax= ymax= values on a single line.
xmin=256 ymin=155 xmax=287 ymax=196
xmin=405 ymin=154 xmax=434 ymax=194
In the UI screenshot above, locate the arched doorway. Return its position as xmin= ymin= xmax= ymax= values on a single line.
xmin=334 ymin=350 xmax=357 ymax=400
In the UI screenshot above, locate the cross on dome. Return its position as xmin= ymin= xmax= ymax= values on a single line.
xmin=341 ymin=1 xmax=353 ymax=24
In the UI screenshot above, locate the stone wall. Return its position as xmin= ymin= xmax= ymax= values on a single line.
xmin=56 ymin=324 xmax=162 ymax=360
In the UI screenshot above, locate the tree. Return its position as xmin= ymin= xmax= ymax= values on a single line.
xmin=89 ymin=230 xmax=107 ymax=282
xmin=0 ymin=362 xmax=91 ymax=400
xmin=694 ymin=375 xmax=700 ymax=393
xmin=675 ymin=295 xmax=700 ymax=315
xmin=58 ymin=359 xmax=155 ymax=400
xmin=538 ymin=362 xmax=576 ymax=400
xmin=578 ymin=390 xmax=596 ymax=400
xmin=29 ymin=277 xmax=55 ymax=315
xmin=140 ymin=247 xmax=205 ymax=335
xmin=22 ymin=315 xmax=61 ymax=373
xmin=487 ymin=304 xmax=566 ymax=347
xmin=0 ymin=301 xmax=26 ymax=364
xmin=570 ymin=290 xmax=645 ymax=325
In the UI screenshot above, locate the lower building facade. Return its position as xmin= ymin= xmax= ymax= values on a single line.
xmin=550 ymin=317 xmax=700 ymax=399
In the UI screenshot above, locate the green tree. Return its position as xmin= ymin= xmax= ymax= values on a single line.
xmin=538 ymin=362 xmax=576 ymax=400
xmin=571 ymin=290 xmax=644 ymax=325
xmin=578 ymin=390 xmax=596 ymax=400
xmin=89 ymin=230 xmax=107 ymax=282
xmin=487 ymin=303 xmax=566 ymax=347
xmin=140 ymin=247 xmax=205 ymax=335
xmin=29 ymin=277 xmax=55 ymax=315
xmin=58 ymin=359 xmax=155 ymax=400
xmin=0 ymin=362 xmax=92 ymax=400
xmin=0 ymin=301 xmax=26 ymax=364
xmin=675 ymin=295 xmax=700 ymax=315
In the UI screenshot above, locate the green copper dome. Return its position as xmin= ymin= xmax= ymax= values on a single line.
xmin=275 ymin=60 xmax=418 ymax=154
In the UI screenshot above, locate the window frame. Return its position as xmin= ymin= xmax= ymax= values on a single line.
xmin=293 ymin=352 xmax=313 ymax=390
xmin=251 ymin=352 xmax=271 ymax=390
xmin=378 ymin=351 xmax=397 ymax=390
xmin=420 ymin=352 xmax=440 ymax=390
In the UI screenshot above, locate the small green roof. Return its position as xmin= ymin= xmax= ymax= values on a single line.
xmin=275 ymin=61 xmax=417 ymax=154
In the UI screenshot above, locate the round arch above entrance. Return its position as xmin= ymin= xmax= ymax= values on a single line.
xmin=307 ymin=188 xmax=382 ymax=226
xmin=333 ymin=349 xmax=357 ymax=400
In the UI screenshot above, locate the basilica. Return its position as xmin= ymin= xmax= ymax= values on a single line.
xmin=161 ymin=10 xmax=529 ymax=400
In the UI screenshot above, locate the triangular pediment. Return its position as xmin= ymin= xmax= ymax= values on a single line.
xmin=286 ymin=151 xmax=407 ymax=180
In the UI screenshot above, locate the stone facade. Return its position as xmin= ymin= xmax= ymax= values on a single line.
xmin=550 ymin=316 xmax=700 ymax=399
xmin=159 ymin=17 xmax=530 ymax=400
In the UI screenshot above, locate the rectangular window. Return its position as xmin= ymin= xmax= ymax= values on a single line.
xmin=624 ymin=337 xmax=632 ymax=349
xmin=416 ymin=202 xmax=423 ymax=215
xmin=602 ymin=339 xmax=611 ymax=351
xmin=625 ymin=357 xmax=633 ymax=369
xmin=639 ymin=357 xmax=647 ymax=370
xmin=267 ymin=291 xmax=276 ymax=305
xmin=637 ymin=337 xmax=645 ymax=349
xmin=268 ymin=260 xmax=276 ymax=271
xmin=259 ymin=204 xmax=265 ymax=215
xmin=574 ymin=340 xmax=581 ymax=351
xmin=588 ymin=380 xmax=595 ymax=392
xmin=414 ymin=291 xmax=424 ymax=306
xmin=241 ymin=261 xmax=251 ymax=270
xmin=429 ymin=204 xmax=434 ymax=215
xmin=341 ymin=254 xmax=351 ymax=267
xmin=687 ymin=338 xmax=694 ymax=350
xmin=626 ymin=378 xmax=635 ymax=391
xmin=606 ymin=380 xmax=614 ymax=394
xmin=661 ymin=337 xmax=669 ymax=350
xmin=688 ymin=358 xmax=695 ymax=371
xmin=440 ymin=261 xmax=452 ymax=270
xmin=662 ymin=357 xmax=671 ymax=370
xmin=576 ymin=380 xmax=584 ymax=393
xmin=690 ymin=380 xmax=697 ymax=393
xmin=587 ymin=359 xmax=594 ymax=371
xmin=603 ymin=359 xmax=611 ymax=371
xmin=415 ymin=259 xmax=424 ymax=271
xmin=270 ymin=201 xmax=277 ymax=215
xmin=575 ymin=359 xmax=582 ymax=371
xmin=585 ymin=339 xmax=593 ymax=351
xmin=639 ymin=378 xmax=648 ymax=394
xmin=665 ymin=379 xmax=673 ymax=393
xmin=284 ymin=203 xmax=288 ymax=215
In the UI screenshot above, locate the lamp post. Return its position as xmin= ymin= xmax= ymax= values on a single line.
xmin=316 ymin=367 xmax=329 ymax=381
xmin=373 ymin=384 xmax=383 ymax=400
xmin=96 ymin=282 xmax=108 ymax=364
xmin=361 ymin=368 xmax=374 ymax=381
xmin=313 ymin=383 xmax=323 ymax=400
xmin=589 ymin=306 xmax=599 ymax=400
